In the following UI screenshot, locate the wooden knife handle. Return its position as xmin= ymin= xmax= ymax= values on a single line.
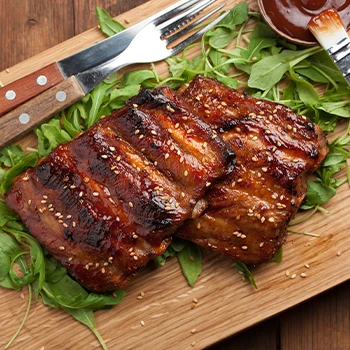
xmin=0 ymin=62 xmax=65 ymax=117
xmin=0 ymin=76 xmax=85 ymax=149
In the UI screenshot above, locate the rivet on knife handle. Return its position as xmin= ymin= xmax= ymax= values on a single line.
xmin=0 ymin=76 xmax=85 ymax=149
xmin=0 ymin=62 xmax=65 ymax=117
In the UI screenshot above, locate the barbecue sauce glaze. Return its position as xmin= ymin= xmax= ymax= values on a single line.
xmin=260 ymin=0 xmax=350 ymax=43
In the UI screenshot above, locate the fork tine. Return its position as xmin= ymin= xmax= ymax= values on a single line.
xmin=152 ymin=0 xmax=205 ymax=26
xmin=158 ymin=0 xmax=215 ymax=35
xmin=170 ymin=7 xmax=228 ymax=55
xmin=165 ymin=3 xmax=225 ymax=45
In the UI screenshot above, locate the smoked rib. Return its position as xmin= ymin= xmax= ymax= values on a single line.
xmin=176 ymin=75 xmax=328 ymax=264
xmin=5 ymin=86 xmax=235 ymax=293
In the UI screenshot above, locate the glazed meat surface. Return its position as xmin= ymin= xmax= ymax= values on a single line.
xmin=176 ymin=75 xmax=328 ymax=264
xmin=5 ymin=86 xmax=235 ymax=293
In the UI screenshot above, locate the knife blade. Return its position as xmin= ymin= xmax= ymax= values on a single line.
xmin=0 ymin=0 xmax=198 ymax=117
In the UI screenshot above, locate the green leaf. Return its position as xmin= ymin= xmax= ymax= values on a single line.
xmin=289 ymin=68 xmax=319 ymax=107
xmin=208 ymin=28 xmax=238 ymax=49
xmin=269 ymin=248 xmax=283 ymax=263
xmin=176 ymin=242 xmax=202 ymax=286
xmin=0 ymin=153 xmax=39 ymax=194
xmin=216 ymin=2 xmax=249 ymax=29
xmin=234 ymin=261 xmax=258 ymax=289
xmin=63 ymin=308 xmax=108 ymax=350
xmin=248 ymin=46 xmax=321 ymax=90
xmin=0 ymin=144 xmax=24 ymax=167
xmin=87 ymin=81 xmax=114 ymax=128
xmin=35 ymin=119 xmax=72 ymax=157
xmin=96 ymin=7 xmax=125 ymax=37
xmin=120 ymin=70 xmax=156 ymax=87
xmin=305 ymin=182 xmax=336 ymax=207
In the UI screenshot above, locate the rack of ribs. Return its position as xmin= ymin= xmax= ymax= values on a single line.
xmin=5 ymin=85 xmax=235 ymax=293
xmin=176 ymin=75 xmax=328 ymax=265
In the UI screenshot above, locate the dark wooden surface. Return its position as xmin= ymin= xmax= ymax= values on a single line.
xmin=0 ymin=1 xmax=349 ymax=349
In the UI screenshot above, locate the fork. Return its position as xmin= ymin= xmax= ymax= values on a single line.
xmin=0 ymin=0 xmax=228 ymax=149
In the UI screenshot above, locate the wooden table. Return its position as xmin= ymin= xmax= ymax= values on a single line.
xmin=0 ymin=1 xmax=349 ymax=349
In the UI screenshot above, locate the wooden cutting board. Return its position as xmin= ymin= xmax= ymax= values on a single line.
xmin=0 ymin=0 xmax=349 ymax=349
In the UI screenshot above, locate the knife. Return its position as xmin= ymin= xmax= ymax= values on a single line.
xmin=0 ymin=0 xmax=198 ymax=117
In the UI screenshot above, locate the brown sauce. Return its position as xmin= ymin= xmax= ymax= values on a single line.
xmin=260 ymin=0 xmax=350 ymax=43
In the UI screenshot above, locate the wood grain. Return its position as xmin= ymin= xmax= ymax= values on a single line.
xmin=0 ymin=0 xmax=349 ymax=350
xmin=0 ymin=63 xmax=64 ymax=116
xmin=0 ymin=76 xmax=85 ymax=148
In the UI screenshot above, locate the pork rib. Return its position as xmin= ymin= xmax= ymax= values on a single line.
xmin=176 ymin=75 xmax=328 ymax=264
xmin=5 ymin=86 xmax=235 ymax=293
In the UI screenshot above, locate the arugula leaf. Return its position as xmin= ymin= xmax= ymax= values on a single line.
xmin=304 ymin=181 xmax=336 ymax=207
xmin=0 ymin=144 xmax=24 ymax=167
xmin=0 ymin=152 xmax=39 ymax=194
xmin=96 ymin=7 xmax=125 ymax=37
xmin=176 ymin=242 xmax=202 ymax=286
xmin=269 ymin=248 xmax=283 ymax=263
xmin=234 ymin=261 xmax=258 ymax=289
xmin=248 ymin=46 xmax=322 ymax=90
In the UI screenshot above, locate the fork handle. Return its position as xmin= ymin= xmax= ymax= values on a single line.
xmin=0 ymin=76 xmax=85 ymax=149
xmin=0 ymin=63 xmax=65 ymax=117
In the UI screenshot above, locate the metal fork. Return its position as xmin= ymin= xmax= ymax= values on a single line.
xmin=0 ymin=0 xmax=228 ymax=149
xmin=77 ymin=0 xmax=228 ymax=93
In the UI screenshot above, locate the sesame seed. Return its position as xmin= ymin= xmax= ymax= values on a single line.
xmin=84 ymin=177 xmax=90 ymax=183
xmin=140 ymin=320 xmax=145 ymax=326
xmin=206 ymin=182 xmax=211 ymax=187
xmin=166 ymin=105 xmax=175 ymax=113
xmin=116 ymin=156 xmax=121 ymax=162
xmin=241 ymin=246 xmax=248 ymax=250
xmin=268 ymin=217 xmax=275 ymax=223
xmin=261 ymin=217 xmax=265 ymax=223
xmin=191 ymin=328 xmax=197 ymax=334
xmin=140 ymin=291 xmax=145 ymax=297
xmin=191 ymin=341 xmax=196 ymax=347
xmin=69 ymin=257 xmax=73 ymax=261
xmin=109 ymin=146 xmax=116 ymax=151
xmin=85 ymin=265 xmax=90 ymax=270
xmin=168 ymin=128 xmax=173 ymax=134
xmin=79 ymin=191 xmax=83 ymax=197
xmin=287 ymin=125 xmax=292 ymax=130
xmin=151 ymin=130 xmax=157 ymax=135
xmin=59 ymin=246 xmax=65 ymax=251
xmin=133 ymin=256 xmax=138 ymax=260
xmin=103 ymin=262 xmax=109 ymax=266
xmin=184 ymin=170 xmax=188 ymax=177
xmin=248 ymin=113 xmax=256 ymax=118
xmin=63 ymin=223 xmax=68 ymax=228
xmin=191 ymin=302 xmax=196 ymax=309
xmin=272 ymin=194 xmax=278 ymax=199
xmin=58 ymin=220 xmax=64 ymax=224
xmin=187 ymin=129 xmax=193 ymax=134
xmin=55 ymin=212 xmax=61 ymax=217
xmin=135 ymin=129 xmax=140 ymax=135
xmin=259 ymin=242 xmax=264 ymax=247
xmin=277 ymin=141 xmax=282 ymax=147
xmin=237 ymin=178 xmax=243 ymax=183
xmin=27 ymin=199 xmax=32 ymax=205
xmin=108 ymin=257 xmax=113 ymax=263
xmin=305 ymin=264 xmax=310 ymax=269
xmin=252 ymin=136 xmax=258 ymax=141
xmin=181 ymin=192 xmax=185 ymax=198
xmin=291 ymin=274 xmax=297 ymax=279
xmin=93 ymin=192 xmax=99 ymax=197
xmin=129 ymin=202 xmax=134 ymax=208
xmin=211 ymin=134 xmax=217 ymax=139
xmin=137 ymin=295 xmax=143 ymax=300
xmin=265 ymin=129 xmax=271 ymax=134
xmin=251 ymin=156 xmax=258 ymax=162
xmin=133 ymin=104 xmax=138 ymax=108
xmin=133 ymin=234 xmax=139 ymax=239
xmin=165 ymin=153 xmax=169 ymax=159
xmin=139 ymin=135 xmax=144 ymax=139
xmin=101 ymin=268 xmax=106 ymax=274
xmin=285 ymin=270 xmax=290 ymax=277
xmin=301 ymin=273 xmax=306 ymax=278
xmin=293 ymin=127 xmax=297 ymax=133
xmin=273 ymin=109 xmax=277 ymax=114
xmin=101 ymin=154 xmax=108 ymax=159
xmin=70 ymin=185 xmax=76 ymax=189
xmin=154 ymin=161 xmax=158 ymax=166
xmin=197 ymin=223 xmax=201 ymax=229
xmin=241 ymin=234 xmax=246 ymax=239
xmin=203 ymin=142 xmax=207 ymax=148
xmin=72 ymin=221 xmax=76 ymax=228
xmin=262 ymin=167 xmax=268 ymax=172
xmin=67 ymin=215 xmax=72 ymax=219
xmin=180 ymin=157 xmax=184 ymax=163
xmin=337 ymin=251 xmax=342 ymax=257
